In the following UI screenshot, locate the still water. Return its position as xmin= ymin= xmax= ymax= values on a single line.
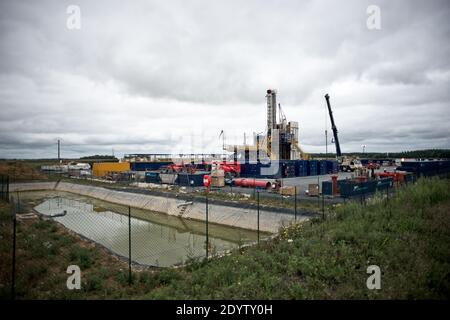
xmin=21 ymin=191 xmax=260 ymax=267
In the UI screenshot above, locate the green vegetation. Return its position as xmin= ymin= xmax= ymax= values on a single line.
xmin=79 ymin=155 xmax=118 ymax=160
xmin=312 ymin=148 xmax=450 ymax=159
xmin=0 ymin=161 xmax=49 ymax=182
xmin=1 ymin=177 xmax=449 ymax=299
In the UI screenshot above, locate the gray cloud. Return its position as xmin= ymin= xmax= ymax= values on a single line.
xmin=0 ymin=0 xmax=449 ymax=158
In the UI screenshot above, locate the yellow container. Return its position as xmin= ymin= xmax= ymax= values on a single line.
xmin=92 ymin=162 xmax=130 ymax=177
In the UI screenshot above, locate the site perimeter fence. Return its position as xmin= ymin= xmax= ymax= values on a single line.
xmin=3 ymin=171 xmax=447 ymax=299
xmin=0 ymin=174 xmax=9 ymax=202
xmin=2 ymin=186 xmax=298 ymax=299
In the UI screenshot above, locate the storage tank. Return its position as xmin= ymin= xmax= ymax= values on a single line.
xmin=233 ymin=178 xmax=272 ymax=189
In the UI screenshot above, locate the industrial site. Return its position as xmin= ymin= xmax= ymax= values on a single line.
xmin=1 ymin=0 xmax=449 ymax=304
xmin=31 ymin=89 xmax=448 ymax=201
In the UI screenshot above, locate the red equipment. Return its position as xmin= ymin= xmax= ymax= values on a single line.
xmin=164 ymin=163 xmax=196 ymax=173
xmin=211 ymin=161 xmax=241 ymax=176
xmin=376 ymin=171 xmax=405 ymax=183
xmin=366 ymin=162 xmax=380 ymax=170
xmin=203 ymin=175 xmax=211 ymax=187
xmin=331 ymin=175 xmax=338 ymax=195
xmin=233 ymin=178 xmax=272 ymax=189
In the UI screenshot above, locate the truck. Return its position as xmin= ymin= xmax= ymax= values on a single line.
xmin=339 ymin=157 xmax=363 ymax=172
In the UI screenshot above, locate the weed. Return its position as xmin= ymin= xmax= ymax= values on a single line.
xmin=69 ymin=246 xmax=93 ymax=269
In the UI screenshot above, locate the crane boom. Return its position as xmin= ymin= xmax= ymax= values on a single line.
xmin=324 ymin=94 xmax=342 ymax=157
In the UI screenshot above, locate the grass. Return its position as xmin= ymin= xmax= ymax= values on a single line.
xmin=0 ymin=176 xmax=449 ymax=299
xmin=0 ymin=160 xmax=49 ymax=182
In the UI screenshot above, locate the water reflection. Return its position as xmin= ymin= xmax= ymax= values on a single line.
xmin=34 ymin=197 xmax=240 ymax=267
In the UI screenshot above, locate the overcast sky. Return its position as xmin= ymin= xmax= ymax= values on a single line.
xmin=1 ymin=0 xmax=449 ymax=159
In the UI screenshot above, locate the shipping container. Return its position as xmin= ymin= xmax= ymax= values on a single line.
xmin=294 ymin=160 xmax=308 ymax=177
xmin=322 ymin=181 xmax=333 ymax=195
xmin=319 ymin=160 xmax=327 ymax=175
xmin=309 ymin=160 xmax=319 ymax=176
xmin=160 ymin=173 xmax=178 ymax=184
xmin=326 ymin=160 xmax=338 ymax=174
xmin=399 ymin=160 xmax=450 ymax=176
xmin=145 ymin=171 xmax=161 ymax=183
xmin=282 ymin=160 xmax=296 ymax=178
xmin=177 ymin=171 xmax=209 ymax=187
xmin=130 ymin=161 xmax=173 ymax=171
xmin=92 ymin=162 xmax=130 ymax=177
xmin=375 ymin=178 xmax=393 ymax=191
xmin=258 ymin=161 xmax=282 ymax=178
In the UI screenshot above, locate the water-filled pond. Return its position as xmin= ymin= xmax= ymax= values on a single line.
xmin=19 ymin=191 xmax=261 ymax=267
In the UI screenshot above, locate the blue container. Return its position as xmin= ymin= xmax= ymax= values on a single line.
xmin=258 ymin=161 xmax=282 ymax=178
xmin=376 ymin=178 xmax=392 ymax=191
xmin=131 ymin=161 xmax=173 ymax=171
xmin=326 ymin=160 xmax=338 ymax=174
xmin=322 ymin=181 xmax=333 ymax=195
xmin=400 ymin=160 xmax=450 ymax=176
xmin=240 ymin=163 xmax=260 ymax=177
xmin=295 ymin=160 xmax=308 ymax=177
xmin=282 ymin=161 xmax=296 ymax=178
xmin=339 ymin=180 xmax=376 ymax=197
xmin=360 ymin=159 xmax=369 ymax=166
xmin=338 ymin=181 xmax=355 ymax=197
xmin=145 ymin=171 xmax=161 ymax=183
xmin=319 ymin=160 xmax=327 ymax=175
xmin=309 ymin=160 xmax=319 ymax=176
xmin=177 ymin=171 xmax=208 ymax=187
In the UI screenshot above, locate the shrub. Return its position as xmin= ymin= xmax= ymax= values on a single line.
xmin=84 ymin=273 xmax=103 ymax=292
xmin=115 ymin=270 xmax=136 ymax=285
xmin=69 ymin=246 xmax=93 ymax=269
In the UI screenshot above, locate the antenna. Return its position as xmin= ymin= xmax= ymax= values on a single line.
xmin=57 ymin=139 xmax=61 ymax=162
xmin=219 ymin=130 xmax=225 ymax=150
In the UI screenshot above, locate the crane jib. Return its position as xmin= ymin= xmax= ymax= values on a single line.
xmin=325 ymin=94 xmax=342 ymax=158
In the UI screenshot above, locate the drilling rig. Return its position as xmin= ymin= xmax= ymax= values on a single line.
xmin=226 ymin=89 xmax=308 ymax=161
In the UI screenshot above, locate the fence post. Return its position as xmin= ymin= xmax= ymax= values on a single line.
xmin=205 ymin=192 xmax=209 ymax=259
xmin=386 ymin=183 xmax=389 ymax=202
xmin=317 ymin=176 xmax=320 ymax=210
xmin=11 ymin=200 xmax=17 ymax=300
xmin=128 ymin=206 xmax=132 ymax=285
xmin=1 ymin=175 xmax=4 ymax=200
xmin=257 ymin=191 xmax=260 ymax=244
xmin=322 ymin=192 xmax=325 ymax=220
xmin=294 ymin=186 xmax=297 ymax=222
xmin=16 ymin=191 xmax=20 ymax=214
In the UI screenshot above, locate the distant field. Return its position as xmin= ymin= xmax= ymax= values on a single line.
xmin=0 ymin=160 xmax=52 ymax=182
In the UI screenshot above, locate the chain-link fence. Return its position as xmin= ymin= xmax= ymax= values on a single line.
xmin=2 ymin=179 xmax=302 ymax=299
xmin=1 ymin=169 xmax=439 ymax=299
xmin=0 ymin=174 xmax=9 ymax=202
xmin=0 ymin=175 xmax=13 ymax=299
